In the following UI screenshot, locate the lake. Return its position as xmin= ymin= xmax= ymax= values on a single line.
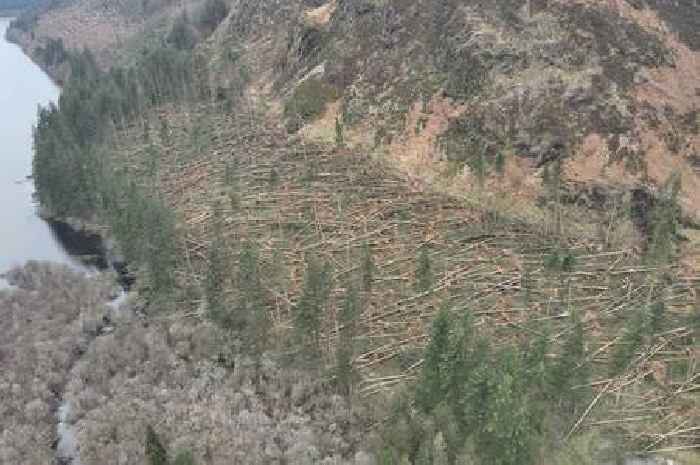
xmin=0 ymin=17 xmax=92 ymax=274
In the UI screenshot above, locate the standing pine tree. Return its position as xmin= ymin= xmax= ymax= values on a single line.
xmin=144 ymin=197 xmax=178 ymax=296
xmin=649 ymin=300 xmax=666 ymax=335
xmin=380 ymin=448 xmax=395 ymax=465
xmin=416 ymin=307 xmax=451 ymax=412
xmin=546 ymin=159 xmax=564 ymax=234
xmin=361 ymin=241 xmax=375 ymax=292
xmin=145 ymin=425 xmax=168 ymax=465
xmin=159 ymin=113 xmax=170 ymax=143
xmin=238 ymin=241 xmax=269 ymax=356
xmin=647 ymin=172 xmax=681 ymax=264
xmin=295 ymin=255 xmax=333 ymax=356
xmin=611 ymin=307 xmax=649 ymax=376
xmin=336 ymin=282 xmax=359 ymax=395
xmin=542 ymin=164 xmax=551 ymax=192
xmin=494 ymin=150 xmax=506 ymax=177
xmin=335 ymin=116 xmax=344 ymax=148
xmin=475 ymin=347 xmax=541 ymax=465
xmin=415 ymin=437 xmax=433 ymax=465
xmin=167 ymin=12 xmax=198 ymax=50
xmin=416 ymin=247 xmax=433 ymax=293
xmin=691 ymin=289 xmax=700 ymax=343
xmin=444 ymin=310 xmax=475 ymax=411
xmin=206 ymin=204 xmax=228 ymax=324
xmin=543 ymin=159 xmax=562 ymax=199
xmin=471 ymin=146 xmax=487 ymax=188
xmin=522 ymin=325 xmax=550 ymax=399
xmin=549 ymin=310 xmax=590 ymax=416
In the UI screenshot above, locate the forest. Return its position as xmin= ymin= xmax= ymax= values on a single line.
xmin=17 ymin=0 xmax=700 ymax=463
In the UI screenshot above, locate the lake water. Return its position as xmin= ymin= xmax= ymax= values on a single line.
xmin=0 ymin=17 xmax=88 ymax=274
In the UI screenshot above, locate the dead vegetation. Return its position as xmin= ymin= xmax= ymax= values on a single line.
xmin=0 ymin=263 xmax=114 ymax=464
xmin=43 ymin=0 xmax=700 ymax=456
xmin=65 ymin=324 xmax=371 ymax=465
xmin=107 ymin=86 xmax=700 ymax=455
xmin=0 ymin=264 xmax=373 ymax=465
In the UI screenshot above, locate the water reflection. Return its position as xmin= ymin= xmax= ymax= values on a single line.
xmin=0 ymin=18 xmax=120 ymax=280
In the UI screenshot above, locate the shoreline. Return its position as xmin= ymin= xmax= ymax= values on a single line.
xmin=38 ymin=208 xmax=135 ymax=291
xmin=0 ymin=19 xmax=131 ymax=289
xmin=3 ymin=18 xmax=66 ymax=85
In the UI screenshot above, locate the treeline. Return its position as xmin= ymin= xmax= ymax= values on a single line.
xmin=31 ymin=0 xmax=236 ymax=296
xmin=33 ymin=0 xmax=232 ymax=217
xmin=31 ymin=2 xmax=229 ymax=294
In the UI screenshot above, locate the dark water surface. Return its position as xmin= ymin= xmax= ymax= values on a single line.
xmin=0 ymin=18 xmax=101 ymax=274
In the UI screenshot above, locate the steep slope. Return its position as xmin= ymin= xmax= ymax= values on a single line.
xmin=6 ymin=0 xmax=189 ymax=80
xmin=10 ymin=0 xmax=700 ymax=215
xmin=270 ymin=0 xmax=699 ymax=222
xmin=5 ymin=0 xmax=700 ymax=464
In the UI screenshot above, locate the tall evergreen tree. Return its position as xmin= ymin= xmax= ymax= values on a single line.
xmin=521 ymin=264 xmax=532 ymax=308
xmin=475 ymin=347 xmax=541 ymax=465
xmin=335 ymin=116 xmax=344 ymax=148
xmin=647 ymin=172 xmax=682 ymax=264
xmin=415 ymin=436 xmax=433 ymax=465
xmin=336 ymin=282 xmax=359 ymax=395
xmin=494 ymin=150 xmax=506 ymax=177
xmin=361 ymin=241 xmax=375 ymax=292
xmin=611 ymin=307 xmax=649 ymax=375
xmin=444 ymin=310 xmax=474 ymax=407
xmin=416 ymin=247 xmax=433 ymax=293
xmin=206 ymin=204 xmax=227 ymax=323
xmin=295 ymin=255 xmax=333 ymax=355
xmin=471 ymin=146 xmax=487 ymax=188
xmin=416 ymin=307 xmax=451 ymax=412
xmin=649 ymin=300 xmax=666 ymax=335
xmin=141 ymin=195 xmax=178 ymax=295
xmin=239 ymin=241 xmax=269 ymax=356
xmin=522 ymin=325 xmax=550 ymax=393
xmin=550 ymin=310 xmax=590 ymax=415
xmin=145 ymin=425 xmax=168 ymax=465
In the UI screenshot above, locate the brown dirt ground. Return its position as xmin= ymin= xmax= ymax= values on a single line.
xmin=304 ymin=0 xmax=337 ymax=27
xmin=566 ymin=1 xmax=700 ymax=217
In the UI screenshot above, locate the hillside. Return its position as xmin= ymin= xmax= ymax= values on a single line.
xmin=3 ymin=1 xmax=700 ymax=464
xmin=11 ymin=0 xmax=700 ymax=218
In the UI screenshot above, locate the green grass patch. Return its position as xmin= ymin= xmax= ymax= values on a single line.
xmin=284 ymin=78 xmax=338 ymax=133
